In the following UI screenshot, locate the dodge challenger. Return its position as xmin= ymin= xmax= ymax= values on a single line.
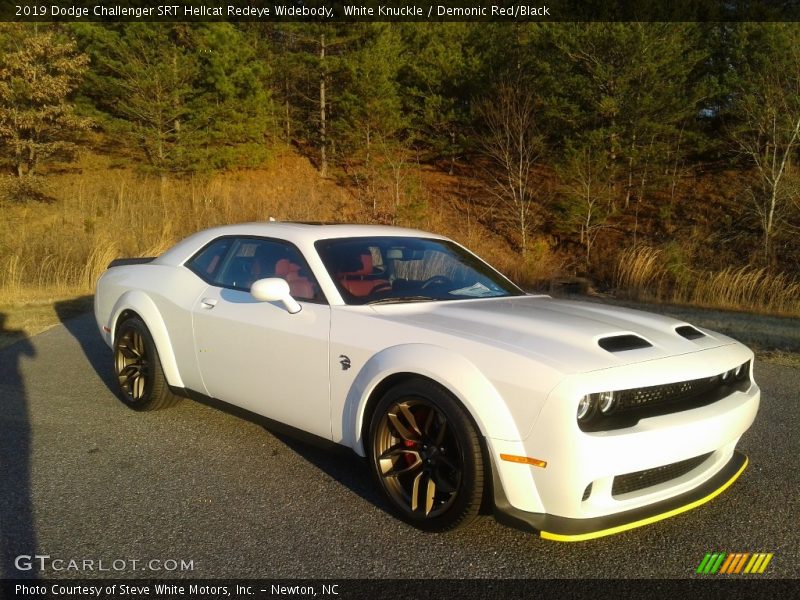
xmin=94 ymin=222 xmax=759 ymax=540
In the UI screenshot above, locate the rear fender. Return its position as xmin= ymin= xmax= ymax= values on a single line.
xmin=109 ymin=290 xmax=184 ymax=388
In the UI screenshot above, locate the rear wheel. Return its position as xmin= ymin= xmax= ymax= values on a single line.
xmin=368 ymin=379 xmax=484 ymax=531
xmin=113 ymin=317 xmax=180 ymax=411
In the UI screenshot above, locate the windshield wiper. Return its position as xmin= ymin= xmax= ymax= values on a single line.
xmin=365 ymin=296 xmax=437 ymax=305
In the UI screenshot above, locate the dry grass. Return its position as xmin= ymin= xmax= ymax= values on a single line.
xmin=758 ymin=351 xmax=800 ymax=367
xmin=4 ymin=148 xmax=796 ymax=333
xmin=0 ymin=149 xmax=559 ymax=313
xmin=613 ymin=246 xmax=667 ymax=301
xmin=0 ymin=150 xmax=565 ymax=342
xmin=614 ymin=246 xmax=800 ymax=316
xmin=690 ymin=266 xmax=800 ymax=314
xmin=0 ymin=150 xmax=554 ymax=332
xmin=0 ymin=150 xmax=353 ymax=301
xmin=0 ymin=292 xmax=92 ymax=350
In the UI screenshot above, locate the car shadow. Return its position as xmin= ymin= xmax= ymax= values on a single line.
xmin=268 ymin=430 xmax=387 ymax=510
xmin=54 ymin=297 xmax=117 ymax=396
xmin=0 ymin=313 xmax=39 ymax=579
xmin=186 ymin=393 xmax=390 ymax=515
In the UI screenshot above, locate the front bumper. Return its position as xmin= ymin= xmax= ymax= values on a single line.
xmin=486 ymin=344 xmax=759 ymax=538
xmin=492 ymin=450 xmax=747 ymax=541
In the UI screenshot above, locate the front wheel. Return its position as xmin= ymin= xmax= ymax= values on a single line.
xmin=368 ymin=379 xmax=484 ymax=531
xmin=113 ymin=317 xmax=180 ymax=411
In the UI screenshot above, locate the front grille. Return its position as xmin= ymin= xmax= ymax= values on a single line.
xmin=614 ymin=376 xmax=729 ymax=414
xmin=612 ymin=452 xmax=713 ymax=497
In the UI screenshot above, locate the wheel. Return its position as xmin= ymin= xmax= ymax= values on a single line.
xmin=368 ymin=379 xmax=484 ymax=531
xmin=113 ymin=317 xmax=180 ymax=411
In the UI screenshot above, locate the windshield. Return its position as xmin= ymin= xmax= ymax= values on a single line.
xmin=315 ymin=237 xmax=525 ymax=305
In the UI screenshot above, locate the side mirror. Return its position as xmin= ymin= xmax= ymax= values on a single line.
xmin=251 ymin=278 xmax=302 ymax=314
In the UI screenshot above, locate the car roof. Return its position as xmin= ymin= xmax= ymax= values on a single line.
xmin=154 ymin=222 xmax=447 ymax=266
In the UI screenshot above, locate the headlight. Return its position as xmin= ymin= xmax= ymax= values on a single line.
xmin=578 ymin=390 xmax=616 ymax=423
xmin=598 ymin=391 xmax=616 ymax=413
xmin=577 ymin=394 xmax=595 ymax=420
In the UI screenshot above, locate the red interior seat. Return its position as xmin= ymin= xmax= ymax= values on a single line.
xmin=338 ymin=254 xmax=390 ymax=297
xmin=274 ymin=258 xmax=314 ymax=299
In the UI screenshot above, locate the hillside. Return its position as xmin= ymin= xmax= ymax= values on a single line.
xmin=1 ymin=147 xmax=798 ymax=317
xmin=0 ymin=149 xmax=535 ymax=298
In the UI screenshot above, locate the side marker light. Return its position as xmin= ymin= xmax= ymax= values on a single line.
xmin=500 ymin=454 xmax=547 ymax=468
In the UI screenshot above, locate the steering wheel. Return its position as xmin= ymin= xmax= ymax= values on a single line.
xmin=421 ymin=275 xmax=451 ymax=289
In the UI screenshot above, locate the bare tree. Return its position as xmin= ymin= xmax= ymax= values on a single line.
xmin=318 ymin=32 xmax=327 ymax=177
xmin=478 ymin=84 xmax=544 ymax=258
xmin=559 ymin=144 xmax=615 ymax=269
xmin=98 ymin=25 xmax=194 ymax=178
xmin=732 ymin=43 xmax=800 ymax=265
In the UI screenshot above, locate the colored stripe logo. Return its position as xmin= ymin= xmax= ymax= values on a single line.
xmin=696 ymin=552 xmax=773 ymax=574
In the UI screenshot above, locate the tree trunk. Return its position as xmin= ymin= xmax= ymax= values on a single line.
xmin=319 ymin=33 xmax=327 ymax=177
xmin=283 ymin=76 xmax=291 ymax=142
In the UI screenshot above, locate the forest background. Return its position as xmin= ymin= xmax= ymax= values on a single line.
xmin=1 ymin=20 xmax=799 ymax=339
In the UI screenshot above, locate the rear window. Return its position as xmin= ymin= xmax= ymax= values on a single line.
xmin=186 ymin=238 xmax=233 ymax=282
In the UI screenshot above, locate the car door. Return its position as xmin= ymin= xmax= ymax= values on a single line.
xmin=190 ymin=237 xmax=332 ymax=439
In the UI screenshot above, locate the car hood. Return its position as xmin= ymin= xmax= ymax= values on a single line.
xmin=369 ymin=296 xmax=735 ymax=374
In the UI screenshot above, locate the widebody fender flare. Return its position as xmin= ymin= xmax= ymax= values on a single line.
xmin=341 ymin=343 xmax=522 ymax=457
xmin=109 ymin=290 xmax=184 ymax=389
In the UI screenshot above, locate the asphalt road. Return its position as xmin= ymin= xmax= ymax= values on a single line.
xmin=0 ymin=313 xmax=797 ymax=580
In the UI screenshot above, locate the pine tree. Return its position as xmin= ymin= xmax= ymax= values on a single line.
xmin=334 ymin=23 xmax=406 ymax=163
xmin=530 ymin=22 xmax=710 ymax=252
xmin=397 ymin=23 xmax=479 ymax=170
xmin=72 ymin=22 xmax=272 ymax=174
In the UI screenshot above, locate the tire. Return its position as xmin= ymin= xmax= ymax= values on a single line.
xmin=368 ymin=378 xmax=484 ymax=532
xmin=113 ymin=317 xmax=180 ymax=411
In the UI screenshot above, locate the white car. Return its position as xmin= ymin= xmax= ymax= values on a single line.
xmin=94 ymin=223 xmax=759 ymax=540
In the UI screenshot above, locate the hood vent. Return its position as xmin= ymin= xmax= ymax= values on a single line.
xmin=676 ymin=325 xmax=705 ymax=340
xmin=598 ymin=334 xmax=653 ymax=352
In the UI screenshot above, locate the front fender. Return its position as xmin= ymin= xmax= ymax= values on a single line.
xmin=339 ymin=343 xmax=522 ymax=456
xmin=108 ymin=290 xmax=184 ymax=388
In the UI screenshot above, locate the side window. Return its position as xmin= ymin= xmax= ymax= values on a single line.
xmin=213 ymin=238 xmax=323 ymax=302
xmin=185 ymin=238 xmax=233 ymax=282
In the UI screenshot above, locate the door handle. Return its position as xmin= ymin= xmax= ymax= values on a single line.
xmin=200 ymin=298 xmax=218 ymax=309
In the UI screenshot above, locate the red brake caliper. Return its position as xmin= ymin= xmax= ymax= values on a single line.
xmin=403 ymin=407 xmax=426 ymax=465
xmin=403 ymin=439 xmax=416 ymax=465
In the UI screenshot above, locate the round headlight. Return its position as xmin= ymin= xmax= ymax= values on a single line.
xmin=598 ymin=391 xmax=616 ymax=413
xmin=577 ymin=395 xmax=594 ymax=420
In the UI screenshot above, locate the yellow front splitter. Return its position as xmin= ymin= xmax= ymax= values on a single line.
xmin=539 ymin=453 xmax=748 ymax=542
xmin=492 ymin=451 xmax=749 ymax=541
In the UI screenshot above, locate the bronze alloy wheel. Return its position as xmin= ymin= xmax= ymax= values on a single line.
xmin=113 ymin=317 xmax=180 ymax=411
xmin=369 ymin=380 xmax=484 ymax=531
xmin=115 ymin=328 xmax=150 ymax=401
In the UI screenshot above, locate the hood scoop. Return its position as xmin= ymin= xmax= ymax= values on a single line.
xmin=676 ymin=325 xmax=705 ymax=340
xmin=598 ymin=334 xmax=653 ymax=353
